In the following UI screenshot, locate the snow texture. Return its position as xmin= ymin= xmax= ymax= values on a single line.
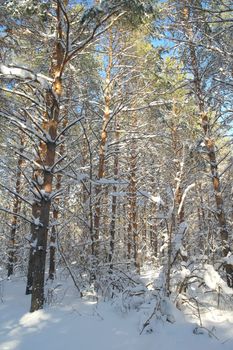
xmin=204 ymin=264 xmax=233 ymax=295
xmin=0 ymin=277 xmax=232 ymax=350
xmin=0 ymin=64 xmax=52 ymax=87
xmin=224 ymin=253 xmax=233 ymax=265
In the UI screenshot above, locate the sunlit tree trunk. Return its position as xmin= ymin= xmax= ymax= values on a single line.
xmin=93 ymin=30 xmax=113 ymax=262
xmin=29 ymin=2 xmax=66 ymax=311
xmin=7 ymin=136 xmax=24 ymax=277
xmin=127 ymin=112 xmax=139 ymax=273
xmin=149 ymin=202 xmax=158 ymax=258
xmin=108 ymin=118 xmax=120 ymax=270
xmin=48 ymin=116 xmax=67 ymax=280
xmin=182 ymin=1 xmax=233 ymax=286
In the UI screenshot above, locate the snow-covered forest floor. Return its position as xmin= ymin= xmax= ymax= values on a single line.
xmin=0 ymin=270 xmax=233 ymax=350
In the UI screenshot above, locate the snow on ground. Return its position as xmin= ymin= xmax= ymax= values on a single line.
xmin=0 ymin=276 xmax=232 ymax=350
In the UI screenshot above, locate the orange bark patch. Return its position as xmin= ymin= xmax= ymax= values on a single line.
xmin=48 ymin=119 xmax=58 ymax=140
xmin=39 ymin=142 xmax=47 ymax=161
xmin=213 ymin=177 xmax=219 ymax=191
xmin=206 ymin=138 xmax=214 ymax=149
xmin=44 ymin=183 xmax=52 ymax=193
xmin=54 ymin=78 xmax=62 ymax=96
xmin=101 ymin=130 xmax=107 ymax=143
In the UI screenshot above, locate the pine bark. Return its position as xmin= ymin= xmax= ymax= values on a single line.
xmin=127 ymin=112 xmax=139 ymax=273
xmin=7 ymin=136 xmax=24 ymax=277
xmin=93 ymin=30 xmax=113 ymax=263
xmin=182 ymin=2 xmax=233 ymax=286
xmin=29 ymin=2 xmax=65 ymax=311
xmin=108 ymin=119 xmax=120 ymax=270
xmin=48 ymin=116 xmax=67 ymax=280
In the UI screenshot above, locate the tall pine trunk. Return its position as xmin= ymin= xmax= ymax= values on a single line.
xmin=108 ymin=119 xmax=120 ymax=270
xmin=93 ymin=30 xmax=113 ymax=267
xmin=7 ymin=136 xmax=24 ymax=277
xmin=127 ymin=112 xmax=139 ymax=273
xmin=182 ymin=1 xmax=233 ymax=286
xmin=29 ymin=2 xmax=65 ymax=311
xmin=49 ymin=116 xmax=67 ymax=280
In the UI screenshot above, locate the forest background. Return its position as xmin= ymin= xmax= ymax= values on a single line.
xmin=0 ymin=0 xmax=233 ymax=324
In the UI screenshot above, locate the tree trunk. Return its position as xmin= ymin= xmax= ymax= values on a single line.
xmin=182 ymin=2 xmax=233 ymax=286
xmin=7 ymin=136 xmax=24 ymax=277
xmin=29 ymin=2 xmax=65 ymax=311
xmin=109 ymin=119 xmax=120 ymax=270
xmin=127 ymin=112 xmax=139 ymax=273
xmin=93 ymin=30 xmax=113 ymax=266
xmin=49 ymin=115 xmax=67 ymax=280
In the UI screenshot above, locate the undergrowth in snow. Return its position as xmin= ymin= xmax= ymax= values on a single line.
xmin=0 ymin=267 xmax=233 ymax=350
